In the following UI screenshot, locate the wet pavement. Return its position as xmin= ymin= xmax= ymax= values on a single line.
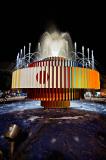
xmin=0 ymin=100 xmax=106 ymax=115
xmin=0 ymin=105 xmax=106 ymax=160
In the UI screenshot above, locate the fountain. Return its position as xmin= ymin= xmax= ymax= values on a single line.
xmin=40 ymin=31 xmax=74 ymax=59
xmin=12 ymin=30 xmax=100 ymax=109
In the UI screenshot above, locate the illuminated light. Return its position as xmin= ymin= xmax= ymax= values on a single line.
xmin=51 ymin=138 xmax=56 ymax=143
xmin=73 ymin=136 xmax=79 ymax=142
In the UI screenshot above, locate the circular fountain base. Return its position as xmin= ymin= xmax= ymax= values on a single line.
xmin=41 ymin=101 xmax=70 ymax=109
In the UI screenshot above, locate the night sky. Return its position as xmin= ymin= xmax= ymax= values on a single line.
xmin=0 ymin=1 xmax=105 ymax=74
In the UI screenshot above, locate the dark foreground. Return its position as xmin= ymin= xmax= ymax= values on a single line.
xmin=0 ymin=108 xmax=106 ymax=160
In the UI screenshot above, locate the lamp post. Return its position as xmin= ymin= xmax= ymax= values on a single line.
xmin=24 ymin=46 xmax=26 ymax=59
xmin=82 ymin=46 xmax=84 ymax=67
xmin=87 ymin=48 xmax=90 ymax=67
xmin=92 ymin=50 xmax=94 ymax=69
xmin=29 ymin=43 xmax=31 ymax=63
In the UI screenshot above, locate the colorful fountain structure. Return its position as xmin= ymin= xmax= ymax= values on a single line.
xmin=12 ymin=31 xmax=100 ymax=108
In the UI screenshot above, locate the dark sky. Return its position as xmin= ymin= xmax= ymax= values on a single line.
xmin=0 ymin=1 xmax=105 ymax=74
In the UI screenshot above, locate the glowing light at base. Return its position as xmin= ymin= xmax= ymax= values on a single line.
xmin=12 ymin=31 xmax=100 ymax=109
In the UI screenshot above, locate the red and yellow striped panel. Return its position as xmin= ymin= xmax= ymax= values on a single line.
xmin=12 ymin=66 xmax=100 ymax=89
